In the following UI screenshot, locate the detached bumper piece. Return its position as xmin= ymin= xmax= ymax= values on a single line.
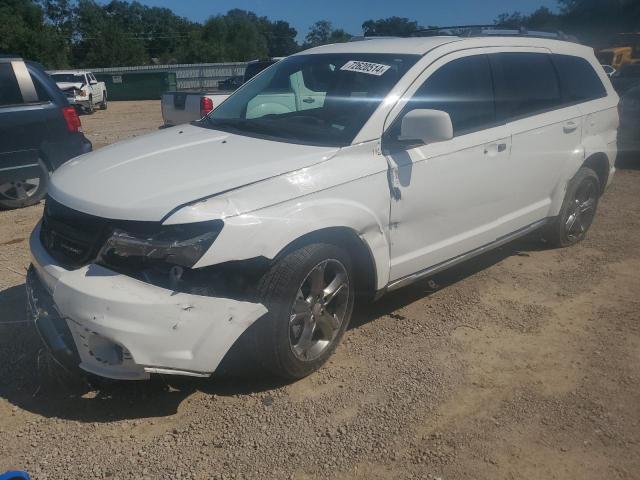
xmin=28 ymin=224 xmax=268 ymax=381
xmin=26 ymin=266 xmax=80 ymax=372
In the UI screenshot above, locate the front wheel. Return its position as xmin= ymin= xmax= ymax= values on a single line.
xmin=0 ymin=159 xmax=49 ymax=209
xmin=543 ymin=167 xmax=600 ymax=247
xmin=86 ymin=95 xmax=94 ymax=114
xmin=254 ymin=243 xmax=354 ymax=379
xmin=100 ymin=92 xmax=107 ymax=110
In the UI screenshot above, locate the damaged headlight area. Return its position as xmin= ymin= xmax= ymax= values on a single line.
xmin=98 ymin=220 xmax=224 ymax=270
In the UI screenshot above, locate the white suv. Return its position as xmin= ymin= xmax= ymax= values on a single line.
xmin=28 ymin=36 xmax=618 ymax=381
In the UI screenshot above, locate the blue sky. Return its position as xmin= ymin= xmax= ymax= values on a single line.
xmin=131 ymin=0 xmax=559 ymax=40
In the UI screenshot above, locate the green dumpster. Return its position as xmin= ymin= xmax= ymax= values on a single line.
xmin=94 ymin=72 xmax=177 ymax=101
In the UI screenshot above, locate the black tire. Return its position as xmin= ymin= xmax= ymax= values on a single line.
xmin=254 ymin=243 xmax=355 ymax=380
xmin=0 ymin=159 xmax=49 ymax=209
xmin=100 ymin=92 xmax=107 ymax=110
xmin=543 ymin=167 xmax=600 ymax=248
xmin=86 ymin=95 xmax=94 ymax=114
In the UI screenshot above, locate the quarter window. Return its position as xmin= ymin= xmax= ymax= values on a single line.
xmin=30 ymin=72 xmax=51 ymax=102
xmin=398 ymin=55 xmax=496 ymax=136
xmin=552 ymin=54 xmax=606 ymax=104
xmin=490 ymin=53 xmax=562 ymax=121
xmin=0 ymin=63 xmax=24 ymax=106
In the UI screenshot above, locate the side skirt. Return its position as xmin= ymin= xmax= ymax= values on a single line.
xmin=376 ymin=218 xmax=549 ymax=298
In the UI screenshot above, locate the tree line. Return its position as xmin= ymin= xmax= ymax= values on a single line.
xmin=0 ymin=0 xmax=638 ymax=69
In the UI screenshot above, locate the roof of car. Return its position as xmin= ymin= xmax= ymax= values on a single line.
xmin=298 ymin=35 xmax=589 ymax=56
xmin=300 ymin=37 xmax=461 ymax=55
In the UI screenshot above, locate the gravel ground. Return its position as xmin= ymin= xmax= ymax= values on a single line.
xmin=1 ymin=101 xmax=639 ymax=479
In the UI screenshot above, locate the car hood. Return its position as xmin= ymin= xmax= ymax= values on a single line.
xmin=49 ymin=124 xmax=339 ymax=221
xmin=56 ymin=82 xmax=84 ymax=91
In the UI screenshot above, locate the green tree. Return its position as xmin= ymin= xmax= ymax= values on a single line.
xmin=496 ymin=6 xmax=561 ymax=30
xmin=0 ymin=0 xmax=68 ymax=67
xmin=303 ymin=20 xmax=352 ymax=49
xmin=305 ymin=20 xmax=333 ymax=47
xmin=73 ymin=0 xmax=147 ymax=66
xmin=558 ymin=0 xmax=640 ymax=45
xmin=264 ymin=20 xmax=298 ymax=57
xmin=328 ymin=28 xmax=353 ymax=43
xmin=496 ymin=0 xmax=640 ymax=46
xmin=221 ymin=9 xmax=269 ymax=61
xmin=362 ymin=16 xmax=422 ymax=36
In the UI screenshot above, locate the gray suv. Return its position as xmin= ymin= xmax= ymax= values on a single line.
xmin=0 ymin=56 xmax=92 ymax=209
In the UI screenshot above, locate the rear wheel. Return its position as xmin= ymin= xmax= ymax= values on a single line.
xmin=0 ymin=159 xmax=49 ymax=209
xmin=543 ymin=167 xmax=600 ymax=247
xmin=100 ymin=92 xmax=107 ymax=110
xmin=254 ymin=243 xmax=354 ymax=379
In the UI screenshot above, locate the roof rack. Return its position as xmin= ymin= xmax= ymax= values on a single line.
xmin=362 ymin=25 xmax=579 ymax=43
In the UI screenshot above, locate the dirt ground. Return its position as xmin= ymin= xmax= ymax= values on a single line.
xmin=1 ymin=100 xmax=639 ymax=480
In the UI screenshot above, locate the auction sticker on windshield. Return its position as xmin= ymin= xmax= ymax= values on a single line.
xmin=340 ymin=60 xmax=391 ymax=76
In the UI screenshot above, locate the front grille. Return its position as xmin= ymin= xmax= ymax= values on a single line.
xmin=40 ymin=196 xmax=160 ymax=269
xmin=41 ymin=197 xmax=110 ymax=268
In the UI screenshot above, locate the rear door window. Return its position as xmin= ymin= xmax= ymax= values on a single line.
xmin=490 ymin=53 xmax=562 ymax=121
xmin=0 ymin=63 xmax=24 ymax=106
xmin=551 ymin=54 xmax=607 ymax=104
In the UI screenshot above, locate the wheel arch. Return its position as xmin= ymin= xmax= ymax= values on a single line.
xmin=582 ymin=152 xmax=610 ymax=194
xmin=38 ymin=149 xmax=54 ymax=173
xmin=275 ymin=226 xmax=379 ymax=300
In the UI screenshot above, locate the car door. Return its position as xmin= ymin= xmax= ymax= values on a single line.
xmin=490 ymin=52 xmax=584 ymax=225
xmin=89 ymin=73 xmax=103 ymax=102
xmin=385 ymin=52 xmax=514 ymax=281
xmin=290 ymin=69 xmax=327 ymax=111
xmin=0 ymin=60 xmax=44 ymax=183
xmin=246 ymin=68 xmax=297 ymax=119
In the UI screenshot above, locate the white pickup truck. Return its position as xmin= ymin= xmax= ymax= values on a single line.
xmin=161 ymin=59 xmax=280 ymax=126
xmin=49 ymin=70 xmax=107 ymax=113
xmin=161 ymin=90 xmax=231 ymax=127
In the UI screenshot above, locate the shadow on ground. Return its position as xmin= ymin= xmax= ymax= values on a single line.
xmin=0 ymin=235 xmax=543 ymax=423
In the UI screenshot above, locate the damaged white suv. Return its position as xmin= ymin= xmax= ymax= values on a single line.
xmin=28 ymin=36 xmax=618 ymax=381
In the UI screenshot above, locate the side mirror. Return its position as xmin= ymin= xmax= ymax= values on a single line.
xmin=399 ymin=109 xmax=453 ymax=145
xmin=90 ymin=80 xmax=98 ymax=85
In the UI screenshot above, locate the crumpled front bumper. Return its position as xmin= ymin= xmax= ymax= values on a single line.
xmin=28 ymin=225 xmax=268 ymax=380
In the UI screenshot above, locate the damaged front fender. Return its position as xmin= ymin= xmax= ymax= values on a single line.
xmin=164 ymin=141 xmax=393 ymax=290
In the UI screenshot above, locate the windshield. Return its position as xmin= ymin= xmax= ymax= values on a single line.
xmin=201 ymin=53 xmax=419 ymax=146
xmin=51 ymin=73 xmax=86 ymax=83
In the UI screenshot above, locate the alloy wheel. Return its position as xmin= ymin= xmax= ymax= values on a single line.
xmin=289 ymin=259 xmax=350 ymax=361
xmin=0 ymin=177 xmax=41 ymax=201
xmin=565 ymin=179 xmax=597 ymax=242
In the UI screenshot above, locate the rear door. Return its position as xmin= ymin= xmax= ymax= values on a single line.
xmin=490 ymin=52 xmax=584 ymax=227
xmin=0 ymin=60 xmax=45 ymax=183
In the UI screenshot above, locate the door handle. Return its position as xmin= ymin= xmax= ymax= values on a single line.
xmin=563 ymin=121 xmax=578 ymax=133
xmin=484 ymin=143 xmax=508 ymax=155
xmin=302 ymin=97 xmax=315 ymax=104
